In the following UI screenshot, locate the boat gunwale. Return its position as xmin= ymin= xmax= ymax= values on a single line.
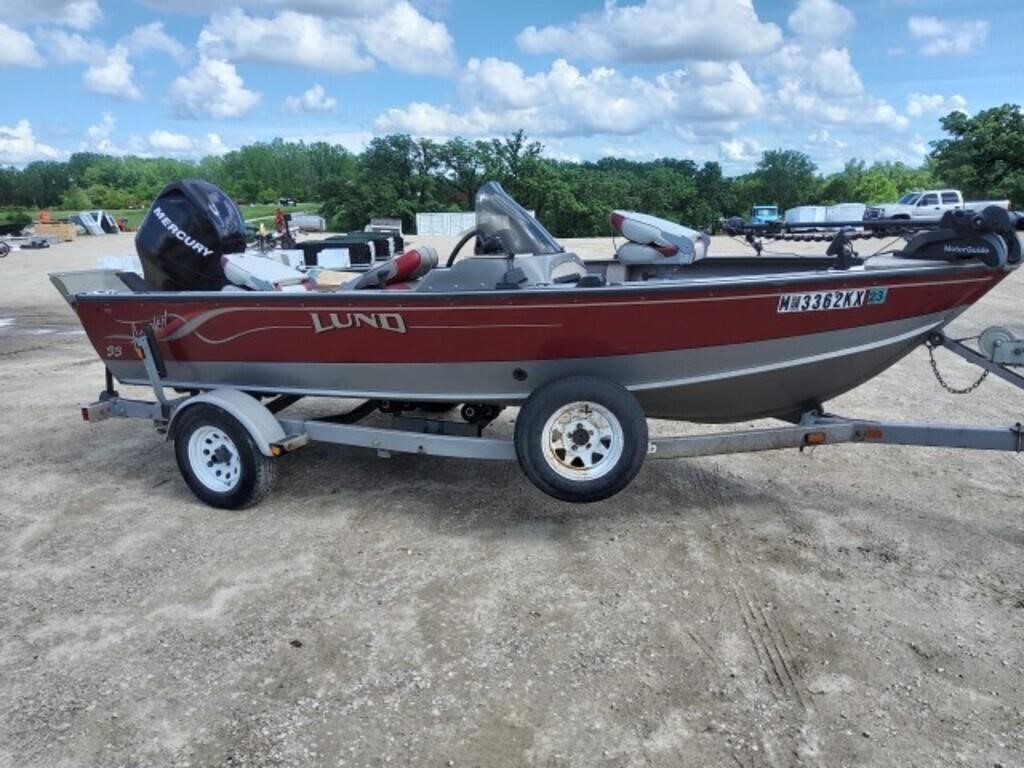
xmin=54 ymin=258 xmax=1002 ymax=307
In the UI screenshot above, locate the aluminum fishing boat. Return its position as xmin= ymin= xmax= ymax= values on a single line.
xmin=52 ymin=180 xmax=1024 ymax=506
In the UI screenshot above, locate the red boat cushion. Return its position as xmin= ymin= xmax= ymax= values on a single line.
xmin=349 ymin=247 xmax=438 ymax=289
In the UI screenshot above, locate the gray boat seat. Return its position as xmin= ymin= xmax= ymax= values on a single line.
xmin=610 ymin=210 xmax=710 ymax=266
xmin=222 ymin=253 xmax=313 ymax=292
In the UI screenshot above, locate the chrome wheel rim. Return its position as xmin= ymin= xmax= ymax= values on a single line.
xmin=188 ymin=426 xmax=241 ymax=493
xmin=541 ymin=401 xmax=624 ymax=481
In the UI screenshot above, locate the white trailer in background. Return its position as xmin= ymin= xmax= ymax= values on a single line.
xmin=415 ymin=212 xmax=477 ymax=236
xmin=784 ymin=204 xmax=868 ymax=231
xmin=416 ymin=210 xmax=535 ymax=236
xmin=827 ymin=203 xmax=867 ymax=227
xmin=784 ymin=205 xmax=828 ymax=229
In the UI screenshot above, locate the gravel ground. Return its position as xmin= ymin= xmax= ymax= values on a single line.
xmin=1 ymin=231 xmax=1022 ymax=768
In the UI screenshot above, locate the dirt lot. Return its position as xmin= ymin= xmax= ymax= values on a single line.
xmin=1 ymin=231 xmax=1022 ymax=768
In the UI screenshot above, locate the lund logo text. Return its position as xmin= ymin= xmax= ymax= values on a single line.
xmin=311 ymin=312 xmax=407 ymax=335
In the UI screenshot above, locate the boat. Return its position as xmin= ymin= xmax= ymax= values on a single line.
xmin=51 ymin=179 xmax=1024 ymax=506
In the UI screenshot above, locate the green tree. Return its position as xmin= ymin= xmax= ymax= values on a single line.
xmin=749 ymin=149 xmax=819 ymax=211
xmin=930 ymin=104 xmax=1024 ymax=206
xmin=60 ymin=186 xmax=91 ymax=210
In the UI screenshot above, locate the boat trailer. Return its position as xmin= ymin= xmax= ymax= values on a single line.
xmin=79 ymin=326 xmax=1024 ymax=507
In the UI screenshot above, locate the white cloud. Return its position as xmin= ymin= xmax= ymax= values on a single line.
xmin=809 ymin=48 xmax=862 ymax=96
xmin=139 ymin=0 xmax=381 ymax=14
xmin=81 ymin=111 xmax=123 ymax=153
xmin=282 ymin=130 xmax=373 ymax=153
xmin=361 ymin=1 xmax=456 ymax=74
xmin=148 ymin=130 xmax=195 ymax=153
xmin=41 ymin=32 xmax=143 ymax=100
xmin=807 ymin=128 xmax=847 ymax=149
xmin=283 ymin=83 xmax=337 ymax=114
xmin=761 ymin=44 xmax=904 ymax=131
xmin=0 ymin=119 xmax=65 ymax=165
xmin=198 ymin=8 xmax=368 ymax=73
xmin=788 ymin=0 xmax=854 ymax=39
xmin=204 ymin=133 xmax=229 ymax=156
xmin=86 ymin=112 xmax=117 ymax=142
xmin=195 ymin=2 xmax=456 ymax=76
xmin=906 ymin=93 xmax=968 ymax=118
xmin=908 ymin=16 xmax=989 ymax=56
xmin=143 ymin=130 xmax=231 ymax=157
xmin=121 ymin=22 xmax=189 ymax=64
xmin=907 ymin=134 xmax=929 ymax=157
xmin=376 ymin=57 xmax=764 ymax=138
xmin=0 ymin=23 xmax=44 ymax=67
xmin=5 ymin=0 xmax=101 ymax=29
xmin=719 ymin=137 xmax=762 ymax=162
xmin=775 ymin=78 xmax=907 ymax=130
xmin=83 ymin=46 xmax=141 ymax=100
xmin=42 ymin=30 xmax=94 ymax=63
xmin=516 ymin=0 xmax=783 ymax=62
xmin=765 ymin=45 xmax=861 ymax=96
xmin=170 ymin=57 xmax=261 ymax=119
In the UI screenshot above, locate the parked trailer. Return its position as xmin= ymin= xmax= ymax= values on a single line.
xmin=827 ymin=203 xmax=867 ymax=225
xmin=784 ymin=206 xmax=828 ymax=229
xmin=76 ymin=327 xmax=1024 ymax=509
xmin=416 ymin=210 xmax=534 ymax=236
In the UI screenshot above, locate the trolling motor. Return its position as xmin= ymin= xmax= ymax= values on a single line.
xmin=899 ymin=206 xmax=1022 ymax=268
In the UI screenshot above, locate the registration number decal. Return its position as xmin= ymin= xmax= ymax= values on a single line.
xmin=777 ymin=288 xmax=887 ymax=313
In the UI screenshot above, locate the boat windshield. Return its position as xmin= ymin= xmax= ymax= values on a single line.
xmin=475 ymin=181 xmax=562 ymax=255
xmin=753 ymin=206 xmax=777 ymax=216
xmin=898 ymin=192 xmax=921 ymax=205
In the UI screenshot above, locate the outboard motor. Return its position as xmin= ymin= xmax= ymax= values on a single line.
xmin=136 ymin=179 xmax=247 ymax=291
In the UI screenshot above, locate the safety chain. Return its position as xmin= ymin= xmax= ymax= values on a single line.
xmin=927 ymin=343 xmax=988 ymax=394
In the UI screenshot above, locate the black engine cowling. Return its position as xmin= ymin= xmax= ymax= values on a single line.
xmin=135 ymin=179 xmax=246 ymax=291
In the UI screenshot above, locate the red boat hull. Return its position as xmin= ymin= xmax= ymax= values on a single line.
xmin=68 ymin=264 xmax=1007 ymax=422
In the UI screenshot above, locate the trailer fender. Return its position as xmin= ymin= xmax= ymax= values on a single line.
xmin=167 ymin=390 xmax=286 ymax=457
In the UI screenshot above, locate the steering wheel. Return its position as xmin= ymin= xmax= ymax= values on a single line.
xmin=446 ymin=228 xmax=478 ymax=267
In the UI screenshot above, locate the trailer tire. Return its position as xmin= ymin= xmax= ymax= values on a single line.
xmin=515 ymin=376 xmax=648 ymax=503
xmin=173 ymin=404 xmax=278 ymax=510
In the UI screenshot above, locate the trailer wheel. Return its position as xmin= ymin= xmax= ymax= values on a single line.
xmin=514 ymin=376 xmax=648 ymax=503
xmin=173 ymin=404 xmax=277 ymax=509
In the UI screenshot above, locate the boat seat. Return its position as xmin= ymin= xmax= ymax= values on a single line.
xmin=517 ymin=252 xmax=588 ymax=285
xmin=221 ymin=253 xmax=313 ymax=292
xmin=347 ymin=247 xmax=438 ymax=289
xmin=610 ymin=210 xmax=710 ymax=265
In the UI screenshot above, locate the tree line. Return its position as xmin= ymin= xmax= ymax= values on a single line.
xmin=1 ymin=104 xmax=1020 ymax=236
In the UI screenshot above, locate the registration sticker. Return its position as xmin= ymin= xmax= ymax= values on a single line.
xmin=777 ymin=288 xmax=879 ymax=313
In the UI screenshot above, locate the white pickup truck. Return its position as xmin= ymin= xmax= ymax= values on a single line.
xmin=864 ymin=189 xmax=1010 ymax=220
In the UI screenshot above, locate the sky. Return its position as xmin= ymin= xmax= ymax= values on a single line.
xmin=1 ymin=0 xmax=1022 ymax=174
